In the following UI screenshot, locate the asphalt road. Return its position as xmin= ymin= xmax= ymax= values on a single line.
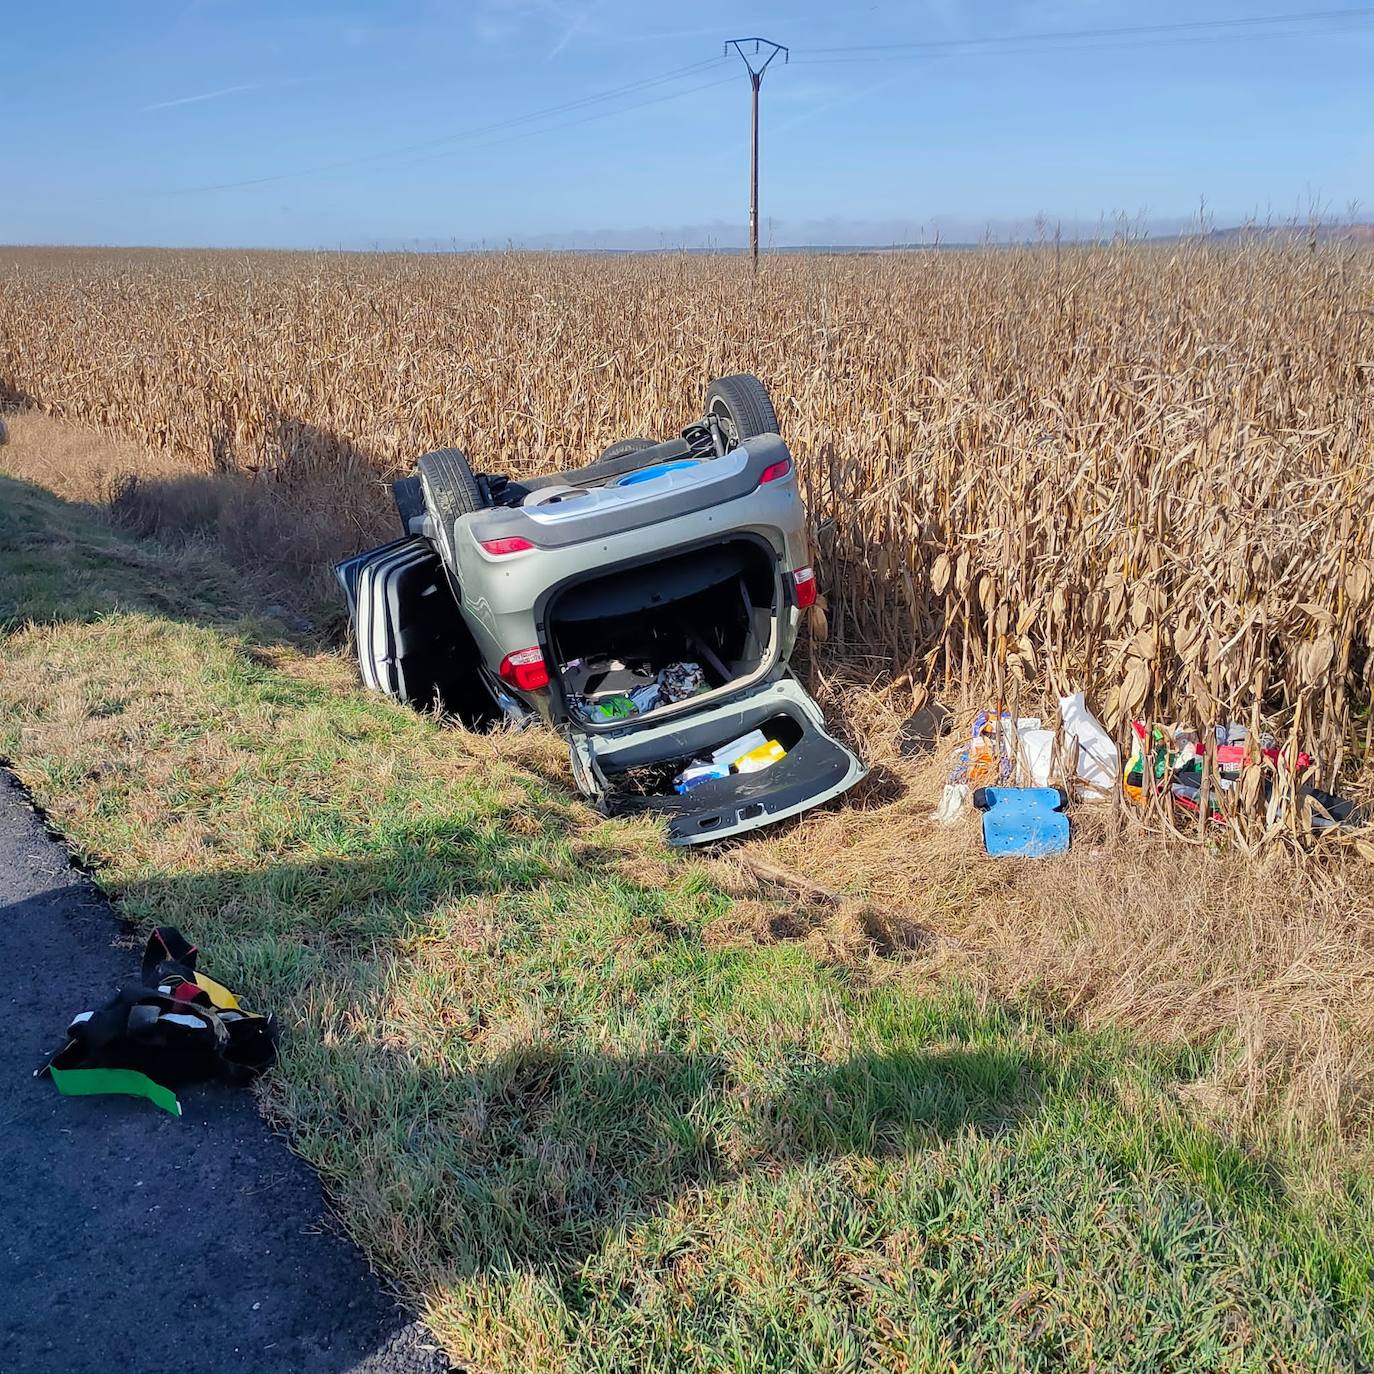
xmin=0 ymin=772 xmax=453 ymax=1374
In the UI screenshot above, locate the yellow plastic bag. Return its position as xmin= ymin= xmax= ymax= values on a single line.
xmin=733 ymin=739 xmax=786 ymax=774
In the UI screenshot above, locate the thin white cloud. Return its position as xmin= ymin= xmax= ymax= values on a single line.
xmin=142 ymin=83 xmax=257 ymax=112
xmin=546 ymin=16 xmax=584 ymax=59
xmin=545 ymin=3 xmax=591 ymax=60
xmin=770 ymin=69 xmax=913 ymax=137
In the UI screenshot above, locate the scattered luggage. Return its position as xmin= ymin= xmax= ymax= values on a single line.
xmin=674 ymin=762 xmax=731 ymax=792
xmin=734 ymin=739 xmax=786 ymax=773
xmin=657 ymin=660 xmax=708 ymax=704
xmin=1059 ymin=692 xmax=1118 ymax=800
xmin=1015 ymin=718 xmax=1056 ymax=788
xmin=710 ymin=729 xmax=767 ymax=763
xmin=37 ymin=928 xmax=277 ymax=1117
xmin=930 ymin=781 xmax=972 ymax=824
xmin=567 ymin=659 xmax=708 ymax=724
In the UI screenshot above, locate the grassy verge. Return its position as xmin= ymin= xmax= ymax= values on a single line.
xmin=2 ymin=470 xmax=1371 ymax=1372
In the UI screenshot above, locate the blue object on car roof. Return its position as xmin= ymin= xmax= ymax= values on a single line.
xmin=615 ymin=459 xmax=700 ymax=486
xmin=974 ymin=786 xmax=1069 ymax=857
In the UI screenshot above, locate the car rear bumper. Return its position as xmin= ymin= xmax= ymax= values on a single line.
xmin=464 ymin=433 xmax=795 ymax=549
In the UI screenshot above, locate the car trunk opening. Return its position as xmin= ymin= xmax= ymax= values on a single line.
xmin=547 ymin=538 xmax=779 ymax=726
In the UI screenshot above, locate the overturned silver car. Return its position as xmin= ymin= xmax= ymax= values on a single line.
xmin=337 ymin=374 xmax=864 ymax=844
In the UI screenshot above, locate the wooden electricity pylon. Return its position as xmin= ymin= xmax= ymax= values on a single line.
xmin=725 ymin=38 xmax=788 ymax=269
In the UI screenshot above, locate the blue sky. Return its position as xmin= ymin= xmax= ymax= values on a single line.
xmin=3 ymin=1 xmax=1372 ymax=248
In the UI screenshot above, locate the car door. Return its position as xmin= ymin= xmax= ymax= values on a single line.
xmin=335 ymin=538 xmax=495 ymax=722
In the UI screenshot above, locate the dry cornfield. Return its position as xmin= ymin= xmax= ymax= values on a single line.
xmin=4 ymin=242 xmax=1374 ymax=822
xmin=8 ymin=255 xmax=1374 ymax=1370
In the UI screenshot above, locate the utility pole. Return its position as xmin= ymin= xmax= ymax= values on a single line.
xmin=725 ymin=38 xmax=787 ymax=269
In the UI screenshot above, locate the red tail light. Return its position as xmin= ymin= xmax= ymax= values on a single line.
xmin=759 ymin=458 xmax=793 ymax=483
xmin=480 ymin=536 xmax=536 ymax=556
xmin=791 ymin=566 xmax=817 ymax=610
xmin=499 ymin=647 xmax=549 ymax=692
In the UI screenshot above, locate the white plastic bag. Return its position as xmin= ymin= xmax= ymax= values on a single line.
xmin=1016 ymin=728 xmax=1057 ymax=787
xmin=1059 ymin=692 xmax=1119 ymax=800
xmin=930 ymin=783 xmax=971 ymax=824
xmin=710 ymin=730 xmax=767 ymax=765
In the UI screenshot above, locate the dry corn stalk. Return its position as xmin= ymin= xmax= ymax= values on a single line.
xmin=3 ymin=241 xmax=1372 ymax=829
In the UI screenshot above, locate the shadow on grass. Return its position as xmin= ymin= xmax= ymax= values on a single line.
xmin=9 ymin=826 xmax=1370 ymax=1367
xmin=0 ymin=471 xmax=308 ymax=644
xmin=312 ymin=1039 xmax=1047 ymax=1287
xmin=0 ymin=403 xmax=395 ymax=639
xmin=14 ymin=847 xmax=1052 ymax=1294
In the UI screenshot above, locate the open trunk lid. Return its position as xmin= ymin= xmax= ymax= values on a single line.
xmin=568 ymin=676 xmax=865 ymax=844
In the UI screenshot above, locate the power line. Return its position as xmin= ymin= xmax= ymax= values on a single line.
xmin=144 ymin=6 xmax=1374 ymax=204
xmin=794 ymin=6 xmax=1374 ymax=61
xmin=160 ymin=56 xmax=726 ymax=195
xmin=791 ymin=27 xmax=1374 ymax=66
xmin=370 ymin=73 xmax=736 ymax=180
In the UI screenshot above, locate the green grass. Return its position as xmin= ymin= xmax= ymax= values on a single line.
xmin=1 ymin=471 xmax=1371 ymax=1373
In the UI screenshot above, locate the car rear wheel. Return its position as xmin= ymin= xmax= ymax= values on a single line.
xmin=706 ymin=374 xmax=779 ymax=449
xmin=417 ymin=447 xmax=484 ymax=568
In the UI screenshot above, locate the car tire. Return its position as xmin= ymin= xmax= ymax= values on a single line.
xmin=417 ymin=447 xmax=484 ymax=569
xmin=706 ymin=374 xmax=779 ymax=448
xmin=596 ymin=437 xmax=656 ymax=463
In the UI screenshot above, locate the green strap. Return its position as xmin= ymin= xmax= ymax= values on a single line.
xmin=48 ymin=1065 xmax=182 ymax=1117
